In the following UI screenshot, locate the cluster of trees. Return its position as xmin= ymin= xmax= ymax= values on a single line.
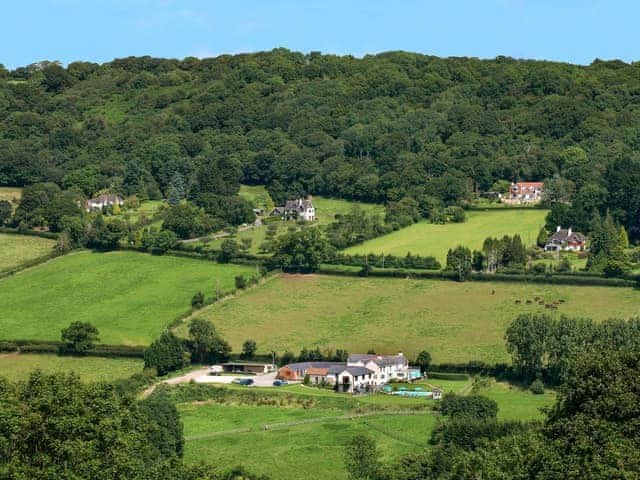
xmin=5 ymin=51 xmax=640 ymax=242
xmin=505 ymin=313 xmax=640 ymax=384
xmin=0 ymin=370 xmax=265 ymax=479
xmin=586 ymin=212 xmax=631 ymax=276
xmin=480 ymin=234 xmax=527 ymax=272
xmin=446 ymin=234 xmax=527 ymax=280
xmin=143 ymin=319 xmax=231 ymax=375
xmin=330 ymin=252 xmax=441 ymax=270
xmin=325 ymin=207 xmax=391 ymax=249
xmin=278 ymin=347 xmax=350 ymax=366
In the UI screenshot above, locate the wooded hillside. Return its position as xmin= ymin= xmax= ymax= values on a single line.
xmin=1 ymin=50 xmax=639 ymax=237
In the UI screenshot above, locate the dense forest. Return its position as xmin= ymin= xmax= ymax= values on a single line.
xmin=1 ymin=50 xmax=640 ymax=238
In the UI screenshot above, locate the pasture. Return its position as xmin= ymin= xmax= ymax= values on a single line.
xmin=0 ymin=250 xmax=256 ymax=345
xmin=0 ymin=187 xmax=22 ymax=208
xmin=0 ymin=233 xmax=56 ymax=272
xmin=0 ymin=353 xmax=143 ymax=382
xmin=180 ymin=400 xmax=437 ymax=480
xmin=345 ymin=209 xmax=547 ymax=263
xmin=177 ymin=274 xmax=640 ymax=364
xmin=178 ymin=376 xmax=552 ymax=480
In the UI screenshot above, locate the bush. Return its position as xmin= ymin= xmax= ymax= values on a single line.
xmin=530 ymin=379 xmax=545 ymax=394
xmin=191 ymin=291 xmax=205 ymax=309
xmin=235 ymin=275 xmax=247 ymax=289
xmin=60 ymin=321 xmax=100 ymax=355
xmin=440 ymin=394 xmax=498 ymax=420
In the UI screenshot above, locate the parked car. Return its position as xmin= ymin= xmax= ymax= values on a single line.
xmin=272 ymin=380 xmax=289 ymax=386
xmin=233 ymin=378 xmax=254 ymax=386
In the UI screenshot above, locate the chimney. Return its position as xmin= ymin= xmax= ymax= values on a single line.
xmin=397 ymin=352 xmax=404 ymax=357
xmin=556 ymin=226 xmax=561 ymax=232
xmin=568 ymin=227 xmax=572 ymax=236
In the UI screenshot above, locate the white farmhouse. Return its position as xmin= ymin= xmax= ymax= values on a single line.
xmin=85 ymin=193 xmax=124 ymax=212
xmin=347 ymin=353 xmax=410 ymax=384
xmin=271 ymin=196 xmax=315 ymax=221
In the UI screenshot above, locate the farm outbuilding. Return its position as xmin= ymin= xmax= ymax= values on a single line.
xmin=221 ymin=362 xmax=275 ymax=374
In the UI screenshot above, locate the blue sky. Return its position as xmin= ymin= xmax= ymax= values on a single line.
xmin=2 ymin=0 xmax=638 ymax=69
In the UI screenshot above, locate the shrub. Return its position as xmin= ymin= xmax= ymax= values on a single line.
xmin=530 ymin=379 xmax=545 ymax=395
xmin=235 ymin=275 xmax=247 ymax=289
xmin=440 ymin=394 xmax=498 ymax=420
xmin=60 ymin=321 xmax=100 ymax=355
xmin=191 ymin=291 xmax=205 ymax=309
xmin=303 ymin=374 xmax=311 ymax=386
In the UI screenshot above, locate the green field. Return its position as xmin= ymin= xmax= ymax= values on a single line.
xmin=178 ymin=377 xmax=552 ymax=480
xmin=180 ymin=398 xmax=436 ymax=480
xmin=0 ymin=250 xmax=256 ymax=345
xmin=0 ymin=353 xmax=143 ymax=382
xmin=121 ymin=200 xmax=165 ymax=223
xmin=345 ymin=209 xmax=547 ymax=263
xmin=0 ymin=186 xmax=22 ymax=207
xmin=0 ymin=233 xmax=56 ymax=272
xmin=481 ymin=380 xmax=555 ymax=420
xmin=176 ymin=274 xmax=640 ymax=363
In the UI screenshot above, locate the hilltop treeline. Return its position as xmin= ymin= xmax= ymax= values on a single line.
xmin=1 ymin=50 xmax=640 ymax=237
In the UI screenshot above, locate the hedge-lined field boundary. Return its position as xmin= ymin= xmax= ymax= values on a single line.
xmin=316 ymin=264 xmax=639 ymax=288
xmin=0 ymin=339 xmax=146 ymax=358
xmin=0 ymin=226 xmax=59 ymax=239
xmin=0 ymin=249 xmax=67 ymax=279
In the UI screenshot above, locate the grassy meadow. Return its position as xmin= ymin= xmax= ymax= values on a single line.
xmin=180 ymin=400 xmax=437 ymax=480
xmin=0 ymin=233 xmax=56 ymax=272
xmin=0 ymin=250 xmax=256 ymax=345
xmin=0 ymin=353 xmax=143 ymax=382
xmin=0 ymin=187 xmax=22 ymax=208
xmin=178 ymin=376 xmax=552 ymax=480
xmin=345 ymin=209 xmax=547 ymax=263
xmin=177 ymin=274 xmax=640 ymax=364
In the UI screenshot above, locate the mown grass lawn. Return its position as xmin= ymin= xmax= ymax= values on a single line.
xmin=176 ymin=274 xmax=640 ymax=364
xmin=0 ymin=250 xmax=256 ymax=345
xmin=180 ymin=401 xmax=436 ymax=480
xmin=345 ymin=209 xmax=547 ymax=263
xmin=0 ymin=353 xmax=143 ymax=382
xmin=481 ymin=380 xmax=555 ymax=421
xmin=0 ymin=233 xmax=56 ymax=272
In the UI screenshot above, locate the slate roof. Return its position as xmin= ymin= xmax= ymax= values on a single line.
xmin=282 ymin=362 xmax=344 ymax=371
xmin=549 ymin=229 xmax=586 ymax=244
xmin=347 ymin=354 xmax=408 ymax=367
xmin=339 ymin=366 xmax=374 ymax=376
xmin=284 ymin=198 xmax=314 ymax=212
xmin=88 ymin=193 xmax=123 ymax=204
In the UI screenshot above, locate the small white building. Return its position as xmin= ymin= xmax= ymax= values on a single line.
xmin=85 ymin=193 xmax=124 ymax=212
xmin=271 ymin=196 xmax=315 ymax=221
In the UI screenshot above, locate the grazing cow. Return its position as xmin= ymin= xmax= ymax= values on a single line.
xmin=515 ymin=300 xmax=521 ymax=304
xmin=526 ymin=300 xmax=532 ymax=304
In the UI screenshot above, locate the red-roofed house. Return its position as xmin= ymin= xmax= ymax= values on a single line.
xmin=507 ymin=182 xmax=544 ymax=204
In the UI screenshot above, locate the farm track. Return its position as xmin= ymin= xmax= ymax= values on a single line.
xmin=185 ymin=410 xmax=438 ymax=441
